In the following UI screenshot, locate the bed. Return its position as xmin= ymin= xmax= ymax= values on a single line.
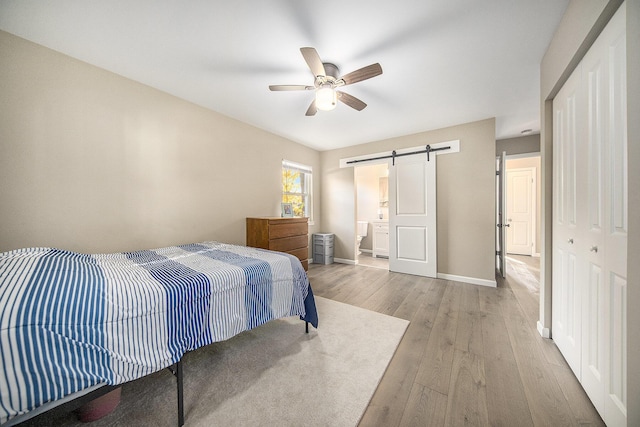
xmin=0 ymin=241 xmax=317 ymax=425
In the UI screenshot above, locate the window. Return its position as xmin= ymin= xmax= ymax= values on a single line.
xmin=282 ymin=160 xmax=312 ymax=220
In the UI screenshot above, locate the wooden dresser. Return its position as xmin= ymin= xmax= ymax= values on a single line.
xmin=246 ymin=217 xmax=309 ymax=271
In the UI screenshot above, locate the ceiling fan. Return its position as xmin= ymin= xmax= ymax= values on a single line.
xmin=269 ymin=47 xmax=383 ymax=116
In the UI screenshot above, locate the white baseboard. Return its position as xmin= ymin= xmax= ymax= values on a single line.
xmin=537 ymin=321 xmax=551 ymax=338
xmin=333 ymin=258 xmax=357 ymax=265
xmin=533 ymin=252 xmax=541 ymax=258
xmin=359 ymin=249 xmax=373 ymax=254
xmin=316 ymin=260 xmax=497 ymax=288
xmin=437 ymin=273 xmax=497 ymax=288
xmin=537 ymin=321 xmax=550 ymax=338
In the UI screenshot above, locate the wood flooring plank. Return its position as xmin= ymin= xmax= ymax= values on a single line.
xmin=481 ymin=312 xmax=518 ymax=364
xmin=444 ymin=349 xmax=489 ymax=427
xmin=329 ymin=267 xmax=389 ymax=306
xmin=360 ymin=277 xmax=446 ymax=427
xmin=550 ymin=364 xmax=605 ymax=426
xmin=361 ymin=273 xmax=417 ymax=316
xmin=484 ymin=358 xmax=534 ymax=427
xmin=414 ymin=283 xmax=461 ymax=395
xmin=501 ymin=259 xmax=568 ymax=367
xmin=499 ymin=289 xmax=578 ymax=427
xmin=477 ymin=285 xmax=503 ymax=315
xmin=392 ymin=276 xmax=434 ymax=321
xmin=454 ymin=284 xmax=483 ymax=356
xmin=398 ymin=384 xmax=447 ymax=427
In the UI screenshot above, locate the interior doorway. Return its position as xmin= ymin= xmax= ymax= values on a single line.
xmin=496 ymin=152 xmax=541 ymax=277
xmin=355 ymin=164 xmax=389 ymax=270
xmin=505 ymin=155 xmax=540 ymax=258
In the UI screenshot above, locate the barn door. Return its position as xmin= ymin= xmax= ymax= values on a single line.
xmin=388 ymin=152 xmax=437 ymax=277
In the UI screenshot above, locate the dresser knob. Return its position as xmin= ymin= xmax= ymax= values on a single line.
xmin=590 ymin=246 xmax=598 ymax=253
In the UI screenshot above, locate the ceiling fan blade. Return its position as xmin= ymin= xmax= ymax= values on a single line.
xmin=305 ymin=100 xmax=318 ymax=116
xmin=300 ymin=47 xmax=326 ymax=77
xmin=340 ymin=63 xmax=383 ymax=86
xmin=337 ymin=91 xmax=367 ymax=111
xmin=269 ymin=85 xmax=314 ymax=91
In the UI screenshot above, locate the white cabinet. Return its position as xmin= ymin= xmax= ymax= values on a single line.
xmin=372 ymin=220 xmax=389 ymax=258
xmin=552 ymin=5 xmax=627 ymax=426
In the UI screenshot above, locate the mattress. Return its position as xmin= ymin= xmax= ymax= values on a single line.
xmin=0 ymin=241 xmax=317 ymax=424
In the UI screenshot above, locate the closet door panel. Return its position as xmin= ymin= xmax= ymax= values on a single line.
xmin=603 ymin=10 xmax=627 ymax=425
xmin=552 ymin=69 xmax=582 ymax=376
xmin=580 ymin=28 xmax=607 ymax=414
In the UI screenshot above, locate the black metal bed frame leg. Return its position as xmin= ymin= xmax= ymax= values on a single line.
xmin=176 ymin=360 xmax=184 ymax=427
xmin=168 ymin=361 xmax=185 ymax=427
xmin=305 ymin=321 xmax=309 ymax=334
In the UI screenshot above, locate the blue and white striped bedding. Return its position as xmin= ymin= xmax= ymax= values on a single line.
xmin=0 ymin=241 xmax=317 ymax=424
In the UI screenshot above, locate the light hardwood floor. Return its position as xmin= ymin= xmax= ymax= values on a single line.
xmin=307 ymin=256 xmax=604 ymax=427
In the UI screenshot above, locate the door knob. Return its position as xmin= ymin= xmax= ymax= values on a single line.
xmin=590 ymin=246 xmax=598 ymax=253
xmin=504 ymin=223 xmax=510 ymax=227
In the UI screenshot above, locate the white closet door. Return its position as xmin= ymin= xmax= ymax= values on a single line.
xmin=580 ymin=27 xmax=608 ymax=414
xmin=552 ymin=66 xmax=583 ymax=377
xmin=601 ymin=7 xmax=627 ymax=425
xmin=552 ymin=4 xmax=627 ymax=426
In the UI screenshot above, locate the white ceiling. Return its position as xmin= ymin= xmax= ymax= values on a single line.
xmin=0 ymin=0 xmax=568 ymax=151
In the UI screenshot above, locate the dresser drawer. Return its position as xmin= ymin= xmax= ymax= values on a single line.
xmin=268 ymin=234 xmax=308 ymax=252
xmin=286 ymin=247 xmax=309 ymax=262
xmin=269 ymin=221 xmax=308 ymax=239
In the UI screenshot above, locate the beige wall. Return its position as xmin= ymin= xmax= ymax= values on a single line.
xmin=0 ymin=31 xmax=321 ymax=254
xmin=496 ymin=133 xmax=540 ymax=156
xmin=540 ymin=1 xmax=639 ymax=424
xmin=321 ymin=118 xmax=496 ymax=282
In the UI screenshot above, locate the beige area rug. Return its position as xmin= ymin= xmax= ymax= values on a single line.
xmin=23 ymin=297 xmax=409 ymax=427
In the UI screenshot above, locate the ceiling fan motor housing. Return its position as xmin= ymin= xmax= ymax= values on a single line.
xmin=322 ymin=63 xmax=340 ymax=80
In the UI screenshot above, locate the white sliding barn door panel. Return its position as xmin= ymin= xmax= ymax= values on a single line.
xmin=388 ymin=153 xmax=437 ymax=278
xmin=552 ymin=66 xmax=584 ymax=377
xmin=553 ymin=4 xmax=627 ymax=426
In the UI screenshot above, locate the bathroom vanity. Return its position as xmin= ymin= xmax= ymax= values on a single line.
xmin=372 ymin=220 xmax=389 ymax=258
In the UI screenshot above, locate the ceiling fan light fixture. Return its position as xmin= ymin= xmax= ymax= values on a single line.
xmin=316 ymin=86 xmax=337 ymax=111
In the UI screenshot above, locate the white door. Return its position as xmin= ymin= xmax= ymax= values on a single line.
xmin=388 ymin=153 xmax=437 ymax=277
xmin=552 ymin=63 xmax=583 ymax=377
xmin=552 ymin=5 xmax=627 ymax=426
xmin=506 ymin=168 xmax=534 ymax=255
xmin=579 ymin=5 xmax=627 ymax=425
xmin=496 ymin=152 xmax=507 ymax=277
